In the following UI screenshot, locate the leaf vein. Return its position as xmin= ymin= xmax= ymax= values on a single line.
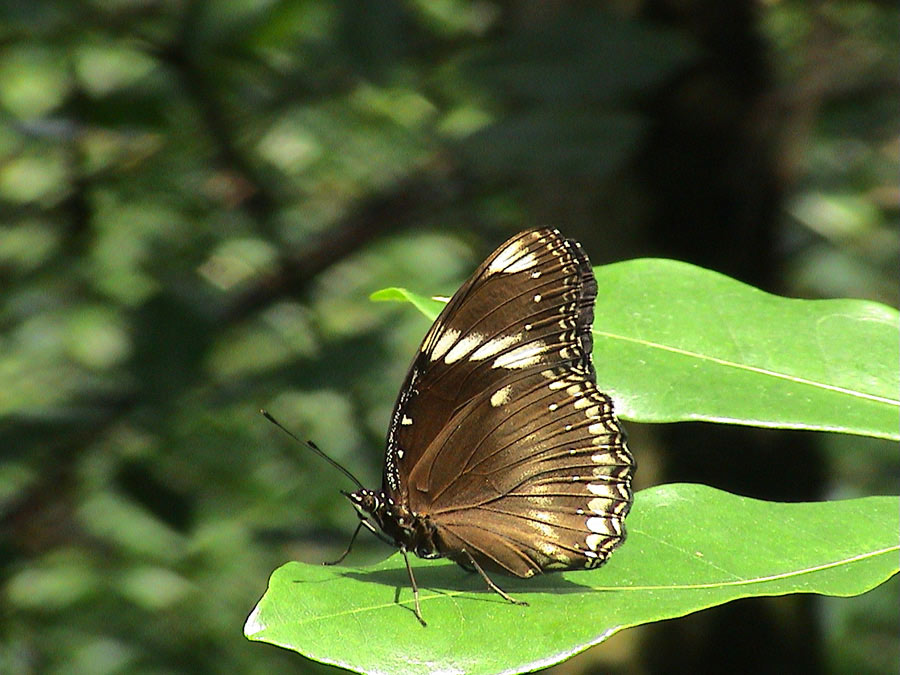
xmin=592 ymin=329 xmax=899 ymax=406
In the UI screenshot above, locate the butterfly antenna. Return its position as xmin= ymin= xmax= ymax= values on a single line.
xmin=260 ymin=409 xmax=365 ymax=490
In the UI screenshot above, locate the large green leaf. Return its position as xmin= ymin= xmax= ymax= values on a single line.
xmin=245 ymin=484 xmax=899 ymax=675
xmin=372 ymin=258 xmax=899 ymax=440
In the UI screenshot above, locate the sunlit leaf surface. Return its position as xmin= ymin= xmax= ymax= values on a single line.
xmin=374 ymin=259 xmax=900 ymax=440
xmin=245 ymin=484 xmax=899 ymax=675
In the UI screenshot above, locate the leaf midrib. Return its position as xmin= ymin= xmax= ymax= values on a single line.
xmin=592 ymin=328 xmax=899 ymax=407
xmin=260 ymin=545 xmax=899 ymax=629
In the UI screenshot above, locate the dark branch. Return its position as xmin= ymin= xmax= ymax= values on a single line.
xmin=221 ymin=162 xmax=469 ymax=323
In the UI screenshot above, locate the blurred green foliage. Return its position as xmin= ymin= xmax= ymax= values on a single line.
xmin=0 ymin=1 xmax=896 ymax=674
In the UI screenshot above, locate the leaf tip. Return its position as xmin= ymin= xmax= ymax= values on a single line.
xmin=369 ymin=287 xmax=407 ymax=303
xmin=243 ymin=603 xmax=266 ymax=638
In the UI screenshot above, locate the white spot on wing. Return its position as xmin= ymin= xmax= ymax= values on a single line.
xmin=585 ymin=534 xmax=606 ymax=551
xmin=588 ymin=482 xmax=616 ymax=497
xmin=487 ymin=240 xmax=527 ymax=274
xmin=588 ymin=497 xmax=612 ymax=514
xmin=492 ymin=341 xmax=547 ymax=369
xmin=430 ymin=328 xmax=459 ymax=360
xmin=586 ymin=516 xmax=612 ymax=534
xmin=533 ymin=519 xmax=554 ymax=537
xmin=469 ymin=333 xmax=522 ymax=361
xmin=401 ymin=415 xmax=413 ymax=425
xmin=503 ymin=252 xmax=538 ymax=274
xmin=443 ymin=332 xmax=485 ymax=364
xmin=490 ymin=385 xmax=513 ymax=407
xmin=539 ymin=541 xmax=560 ymax=557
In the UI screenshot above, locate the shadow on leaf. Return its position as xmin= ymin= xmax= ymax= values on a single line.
xmin=340 ymin=562 xmax=596 ymax=599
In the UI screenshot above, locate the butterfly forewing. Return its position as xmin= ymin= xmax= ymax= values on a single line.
xmin=382 ymin=229 xmax=597 ymax=498
xmin=379 ymin=227 xmax=633 ymax=579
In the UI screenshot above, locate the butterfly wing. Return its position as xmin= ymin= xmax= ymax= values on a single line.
xmin=407 ymin=365 xmax=633 ymax=577
xmin=391 ymin=227 xmax=634 ymax=576
xmin=382 ymin=228 xmax=599 ymax=502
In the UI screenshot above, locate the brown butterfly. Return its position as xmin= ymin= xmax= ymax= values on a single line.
xmin=268 ymin=228 xmax=634 ymax=625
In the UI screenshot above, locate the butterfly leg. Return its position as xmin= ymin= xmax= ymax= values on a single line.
xmin=327 ymin=517 xmax=396 ymax=565
xmin=401 ymin=547 xmax=427 ymax=626
xmin=462 ymin=550 xmax=529 ymax=607
xmin=324 ymin=521 xmax=364 ymax=565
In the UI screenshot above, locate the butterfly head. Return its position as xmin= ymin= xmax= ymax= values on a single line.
xmin=344 ymin=488 xmax=380 ymax=521
xmin=343 ymin=488 xmax=401 ymax=536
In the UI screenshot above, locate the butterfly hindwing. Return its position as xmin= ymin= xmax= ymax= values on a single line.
xmin=407 ymin=365 xmax=633 ymax=577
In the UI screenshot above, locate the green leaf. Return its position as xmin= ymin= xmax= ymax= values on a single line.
xmin=372 ymin=259 xmax=900 ymax=440
xmin=369 ymin=287 xmax=446 ymax=320
xmin=245 ymin=484 xmax=899 ymax=675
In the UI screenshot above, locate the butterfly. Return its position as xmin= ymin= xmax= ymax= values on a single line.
xmin=270 ymin=228 xmax=634 ymax=625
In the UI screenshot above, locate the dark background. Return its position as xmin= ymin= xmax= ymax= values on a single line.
xmin=1 ymin=1 xmax=897 ymax=674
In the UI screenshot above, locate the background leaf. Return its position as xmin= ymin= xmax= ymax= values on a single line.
xmin=375 ymin=259 xmax=900 ymax=439
xmin=245 ymin=484 xmax=899 ymax=675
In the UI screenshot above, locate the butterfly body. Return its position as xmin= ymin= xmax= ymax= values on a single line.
xmin=339 ymin=228 xmax=634 ymax=622
xmin=347 ymin=489 xmax=441 ymax=560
